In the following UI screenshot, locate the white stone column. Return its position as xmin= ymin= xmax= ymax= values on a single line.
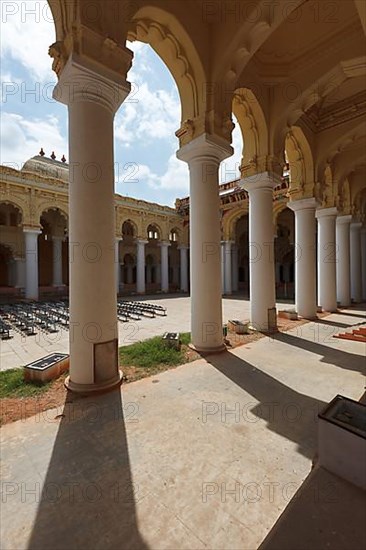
xmin=136 ymin=239 xmax=147 ymax=294
xmin=179 ymin=245 xmax=189 ymax=292
xmin=159 ymin=241 xmax=170 ymax=293
xmin=52 ymin=236 xmax=64 ymax=287
xmin=115 ymin=238 xmax=121 ymax=294
xmin=361 ymin=227 xmax=366 ymax=302
xmin=336 ymin=215 xmax=352 ymax=307
xmin=231 ymin=244 xmax=239 ymax=292
xmin=288 ymin=198 xmax=317 ymax=318
xmin=177 ymin=134 xmax=232 ymax=352
xmin=53 ymin=55 xmax=130 ymax=392
xmin=242 ymin=172 xmax=277 ymax=331
xmin=221 ymin=241 xmax=225 ymax=294
xmin=224 ymin=241 xmax=232 ymax=295
xmin=13 ymin=257 xmax=25 ymax=288
xmin=316 ymin=207 xmax=338 ymax=312
xmin=350 ymin=222 xmax=362 ymax=302
xmin=24 ymin=228 xmax=41 ymax=300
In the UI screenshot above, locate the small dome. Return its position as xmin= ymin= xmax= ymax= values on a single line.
xmin=21 ymin=155 xmax=69 ymax=183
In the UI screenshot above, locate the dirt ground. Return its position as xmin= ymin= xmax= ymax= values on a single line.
xmin=0 ymin=315 xmax=315 ymax=426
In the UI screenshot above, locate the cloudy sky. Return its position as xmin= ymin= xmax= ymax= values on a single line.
xmin=1 ymin=0 xmax=242 ymax=206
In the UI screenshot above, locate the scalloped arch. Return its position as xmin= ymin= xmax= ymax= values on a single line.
xmin=127 ymin=7 xmax=206 ymax=121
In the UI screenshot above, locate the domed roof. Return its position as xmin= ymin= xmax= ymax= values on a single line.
xmin=21 ymin=155 xmax=69 ymax=183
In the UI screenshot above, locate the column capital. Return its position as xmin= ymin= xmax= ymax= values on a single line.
xmin=178 ymin=244 xmax=189 ymax=250
xmin=158 ymin=241 xmax=171 ymax=248
xmin=350 ymin=221 xmax=363 ymax=230
xmin=316 ymin=207 xmax=338 ymax=219
xmin=53 ymin=54 xmax=131 ymax=114
xmin=52 ymin=235 xmax=65 ymax=242
xmin=176 ymin=133 xmax=233 ymax=164
xmin=240 ymin=171 xmax=282 ymax=193
xmin=115 ymin=236 xmax=122 ymax=243
xmin=288 ymin=197 xmax=319 ymax=212
xmin=336 ymin=215 xmax=353 ymax=225
xmin=136 ymin=238 xmax=148 ymax=245
xmin=23 ymin=227 xmax=41 ymax=235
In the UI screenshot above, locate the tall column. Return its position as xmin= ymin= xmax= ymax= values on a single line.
xmin=13 ymin=257 xmax=25 ymax=288
xmin=288 ymin=199 xmax=317 ymax=318
xmin=242 ymin=173 xmax=277 ymax=331
xmin=54 ymin=54 xmax=131 ymax=392
xmin=350 ymin=222 xmax=362 ymax=302
xmin=221 ymin=242 xmax=225 ymax=294
xmin=24 ymin=228 xmax=41 ymax=300
xmin=136 ymin=240 xmax=147 ymax=294
xmin=231 ymin=244 xmax=239 ymax=292
xmin=336 ymin=215 xmax=352 ymax=307
xmin=224 ymin=241 xmax=232 ymax=295
xmin=179 ymin=245 xmax=188 ymax=292
xmin=159 ymin=241 xmax=170 ymax=292
xmin=177 ymin=134 xmax=232 ymax=352
xmin=52 ymin=236 xmax=64 ymax=287
xmin=316 ymin=207 xmax=338 ymax=312
xmin=115 ymin=238 xmax=121 ymax=294
xmin=361 ymin=227 xmax=366 ymax=302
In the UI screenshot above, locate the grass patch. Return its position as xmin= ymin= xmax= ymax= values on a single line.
xmin=119 ymin=332 xmax=191 ymax=370
xmin=0 ymin=368 xmax=51 ymax=398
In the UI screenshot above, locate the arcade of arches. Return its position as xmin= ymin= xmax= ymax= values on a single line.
xmin=1 ymin=0 xmax=365 ymax=394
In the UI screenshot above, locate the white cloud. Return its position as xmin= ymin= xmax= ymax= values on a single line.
xmin=0 ymin=112 xmax=67 ymax=168
xmin=1 ymin=0 xmax=56 ymax=82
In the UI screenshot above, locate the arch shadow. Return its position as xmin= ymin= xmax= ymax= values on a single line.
xmin=207 ymin=351 xmax=325 ymax=460
xmin=273 ymin=332 xmax=366 ymax=376
xmin=27 ymin=390 xmax=148 ymax=550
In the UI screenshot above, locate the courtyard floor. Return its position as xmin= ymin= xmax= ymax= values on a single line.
xmin=1 ymin=305 xmax=365 ymax=549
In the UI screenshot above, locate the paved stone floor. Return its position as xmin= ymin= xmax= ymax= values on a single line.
xmin=1 ymin=307 xmax=365 ymax=549
xmin=0 ymin=295 xmax=294 ymax=371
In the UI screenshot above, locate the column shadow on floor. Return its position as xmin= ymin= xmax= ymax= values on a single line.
xmin=27 ymin=390 xmax=148 ymax=550
xmin=207 ymin=351 xmax=325 ymax=460
xmin=336 ymin=311 xmax=366 ymax=320
xmin=315 ymin=318 xmax=365 ymax=329
xmin=273 ymin=332 xmax=366 ymax=376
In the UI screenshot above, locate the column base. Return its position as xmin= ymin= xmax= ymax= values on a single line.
xmin=188 ymin=342 xmax=227 ymax=355
xmin=64 ymin=370 xmax=123 ymax=395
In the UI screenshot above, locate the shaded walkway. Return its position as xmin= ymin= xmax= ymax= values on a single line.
xmin=208 ymin=351 xmax=325 ymax=460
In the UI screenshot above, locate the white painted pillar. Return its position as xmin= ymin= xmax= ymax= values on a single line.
xmin=54 ymin=55 xmax=130 ymax=393
xmin=224 ymin=241 xmax=232 ymax=295
xmin=115 ymin=238 xmax=121 ymax=294
xmin=24 ymin=228 xmax=41 ymax=300
xmin=350 ymin=222 xmax=362 ymax=302
xmin=146 ymin=264 xmax=152 ymax=285
xmin=52 ymin=236 xmax=64 ymax=287
xmin=316 ymin=207 xmax=338 ymax=312
xmin=242 ymin=172 xmax=277 ymax=331
xmin=136 ymin=240 xmax=147 ymax=294
xmin=179 ymin=245 xmax=189 ymax=292
xmin=221 ymin=242 xmax=225 ymax=294
xmin=361 ymin=227 xmax=366 ymax=301
xmin=159 ymin=241 xmax=170 ymax=292
xmin=177 ymin=134 xmax=232 ymax=352
xmin=13 ymin=257 xmax=25 ymax=288
xmin=288 ymin=198 xmax=317 ymax=318
xmin=336 ymin=215 xmax=352 ymax=307
xmin=231 ymin=244 xmax=239 ymax=292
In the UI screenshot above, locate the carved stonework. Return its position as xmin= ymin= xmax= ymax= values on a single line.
xmin=48 ymin=42 xmax=67 ymax=77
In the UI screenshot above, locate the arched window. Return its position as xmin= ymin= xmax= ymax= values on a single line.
xmin=169 ymin=229 xmax=178 ymax=242
xmin=147 ymin=225 xmax=159 ymax=240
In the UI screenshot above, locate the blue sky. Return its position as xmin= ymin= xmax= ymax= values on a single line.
xmin=1 ymin=0 xmax=242 ymax=206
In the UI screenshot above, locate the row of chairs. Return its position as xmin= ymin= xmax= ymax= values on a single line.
xmin=0 ymin=299 xmax=167 ymax=338
xmin=0 ymin=301 xmax=70 ymax=338
xmin=117 ymin=299 xmax=167 ymax=322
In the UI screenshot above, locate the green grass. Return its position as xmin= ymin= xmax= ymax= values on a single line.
xmin=119 ymin=332 xmax=191 ymax=370
xmin=0 ymin=369 xmax=51 ymax=398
